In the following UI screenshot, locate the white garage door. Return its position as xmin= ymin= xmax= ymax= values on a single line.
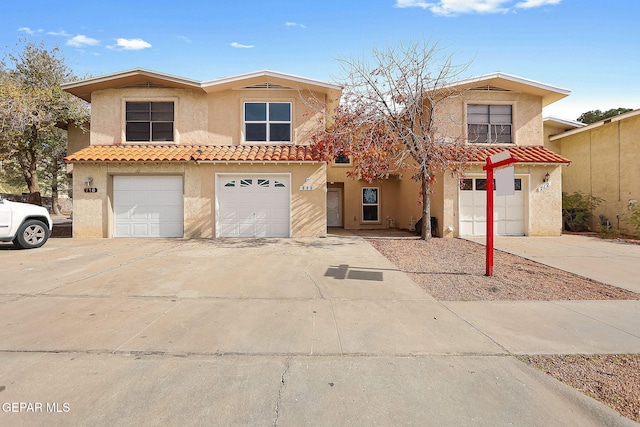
xmin=113 ymin=176 xmax=184 ymax=238
xmin=459 ymin=177 xmax=525 ymax=236
xmin=216 ymin=174 xmax=290 ymax=238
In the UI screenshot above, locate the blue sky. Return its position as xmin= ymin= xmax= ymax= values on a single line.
xmin=2 ymin=0 xmax=638 ymax=121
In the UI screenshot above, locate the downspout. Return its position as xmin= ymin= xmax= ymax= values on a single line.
xmin=618 ymin=121 xmax=621 ymax=202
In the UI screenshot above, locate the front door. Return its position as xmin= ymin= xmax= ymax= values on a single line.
xmin=327 ymin=188 xmax=342 ymax=227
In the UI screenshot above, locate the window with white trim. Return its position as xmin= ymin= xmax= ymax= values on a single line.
xmin=362 ymin=187 xmax=379 ymax=222
xmin=244 ymin=102 xmax=291 ymax=142
xmin=126 ymin=102 xmax=174 ymax=142
xmin=467 ymin=104 xmax=512 ymax=144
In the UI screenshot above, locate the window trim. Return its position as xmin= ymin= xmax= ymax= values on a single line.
xmin=122 ymin=97 xmax=178 ymax=144
xmin=459 ymin=177 xmax=523 ymax=192
xmin=243 ymin=101 xmax=292 ymax=143
xmin=333 ymin=152 xmax=352 ymax=166
xmin=466 ymin=103 xmax=513 ymax=144
xmin=361 ymin=187 xmax=380 ymax=223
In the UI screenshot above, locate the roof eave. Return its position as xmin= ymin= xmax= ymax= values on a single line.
xmin=450 ymin=72 xmax=571 ymax=106
xmin=62 ymin=68 xmax=203 ymax=102
xmin=201 ymin=69 xmax=343 ymax=93
xmin=550 ymin=108 xmax=640 ymax=141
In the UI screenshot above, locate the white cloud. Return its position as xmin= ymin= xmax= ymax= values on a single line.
xmin=395 ymin=0 xmax=431 ymax=8
xmin=67 ymin=35 xmax=100 ymax=47
xmin=285 ymin=21 xmax=307 ymax=28
xmin=47 ymin=30 xmax=71 ymax=37
xmin=114 ymin=38 xmax=152 ymax=50
xmin=395 ymin=0 xmax=559 ymax=15
xmin=515 ymin=0 xmax=561 ymax=8
xmin=17 ymin=27 xmax=43 ymax=35
xmin=230 ymin=42 xmax=254 ymax=49
xmin=177 ymin=35 xmax=192 ymax=43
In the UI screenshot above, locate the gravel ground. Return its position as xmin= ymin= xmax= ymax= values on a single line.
xmin=519 ymin=355 xmax=640 ymax=423
xmin=367 ymin=237 xmax=640 ymax=301
xmin=367 ymin=237 xmax=640 ymax=423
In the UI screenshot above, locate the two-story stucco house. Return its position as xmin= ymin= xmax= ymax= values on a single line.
xmin=63 ymin=69 xmax=341 ymax=238
xmin=327 ymin=73 xmax=572 ymax=238
xmin=63 ymin=69 xmax=570 ymax=239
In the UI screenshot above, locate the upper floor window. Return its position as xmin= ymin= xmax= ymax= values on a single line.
xmin=126 ymin=102 xmax=174 ymax=142
xmin=244 ymin=102 xmax=291 ymax=142
xmin=467 ymin=104 xmax=512 ymax=144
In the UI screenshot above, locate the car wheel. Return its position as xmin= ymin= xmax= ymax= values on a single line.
xmin=13 ymin=219 xmax=50 ymax=249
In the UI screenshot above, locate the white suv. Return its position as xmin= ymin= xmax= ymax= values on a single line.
xmin=0 ymin=198 xmax=53 ymax=249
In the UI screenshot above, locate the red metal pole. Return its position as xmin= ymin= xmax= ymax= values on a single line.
xmin=486 ymin=166 xmax=494 ymax=276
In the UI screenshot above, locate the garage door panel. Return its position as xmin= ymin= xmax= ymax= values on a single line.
xmin=270 ymin=223 xmax=289 ymax=237
xmin=114 ymin=176 xmax=183 ymax=238
xmin=505 ymin=221 xmax=523 ymax=235
xmin=459 ymin=222 xmax=474 ymax=236
xmin=217 ymin=174 xmax=290 ymax=238
xmin=506 ymin=205 xmax=524 ymax=220
xmin=494 ymin=197 xmax=507 ymax=209
xmin=473 ymin=206 xmax=486 ymax=221
xmin=459 ymin=177 xmax=525 ymax=236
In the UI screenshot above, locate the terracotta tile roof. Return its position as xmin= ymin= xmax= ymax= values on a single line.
xmin=64 ymin=144 xmax=320 ymax=163
xmin=469 ymin=145 xmax=570 ymax=164
xmin=65 ymin=143 xmax=569 ymax=165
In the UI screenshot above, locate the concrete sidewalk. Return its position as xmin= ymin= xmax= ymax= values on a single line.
xmin=0 ymin=237 xmax=637 ymax=426
xmin=466 ymin=234 xmax=640 ymax=293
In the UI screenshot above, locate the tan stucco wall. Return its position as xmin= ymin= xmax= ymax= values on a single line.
xmin=67 ymin=123 xmax=90 ymax=154
xmin=326 ymin=164 xmax=422 ymax=231
xmin=207 ymin=89 xmax=327 ymax=145
xmin=71 ymin=162 xmax=326 ymax=239
xmin=89 ymin=88 xmax=209 ymax=145
xmin=87 ymin=87 xmax=327 ymax=146
xmin=66 ymin=123 xmax=91 ymax=175
xmin=543 ymin=122 xmax=567 ymax=154
xmin=436 ymin=91 xmax=544 ymax=146
xmin=556 ymin=114 xmax=640 ymax=231
xmin=327 ymin=165 xmax=422 ymax=230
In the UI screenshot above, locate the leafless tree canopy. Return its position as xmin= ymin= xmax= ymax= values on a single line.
xmin=313 ymin=40 xmax=476 ymax=239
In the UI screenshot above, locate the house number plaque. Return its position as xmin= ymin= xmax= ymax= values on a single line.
xmin=84 ymin=188 xmax=98 ymax=193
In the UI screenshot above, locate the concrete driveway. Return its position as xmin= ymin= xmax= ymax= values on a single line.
xmin=0 ymin=237 xmax=636 ymax=426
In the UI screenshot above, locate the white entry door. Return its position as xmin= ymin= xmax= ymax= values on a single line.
xmin=459 ymin=177 xmax=525 ymax=236
xmin=113 ymin=176 xmax=184 ymax=237
xmin=216 ymin=174 xmax=290 ymax=237
xmin=327 ymin=188 xmax=342 ymax=227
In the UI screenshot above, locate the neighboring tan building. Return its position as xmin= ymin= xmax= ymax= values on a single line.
xmin=63 ymin=69 xmax=571 ymax=239
xmin=546 ymin=109 xmax=640 ymax=232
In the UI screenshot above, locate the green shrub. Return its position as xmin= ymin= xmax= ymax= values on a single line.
xmin=596 ymin=214 xmax=621 ymax=239
xmin=628 ymin=203 xmax=640 ymax=237
xmin=562 ymin=192 xmax=604 ymax=232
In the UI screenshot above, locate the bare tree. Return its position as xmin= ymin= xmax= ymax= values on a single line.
xmin=312 ymin=40 xmax=476 ymax=239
